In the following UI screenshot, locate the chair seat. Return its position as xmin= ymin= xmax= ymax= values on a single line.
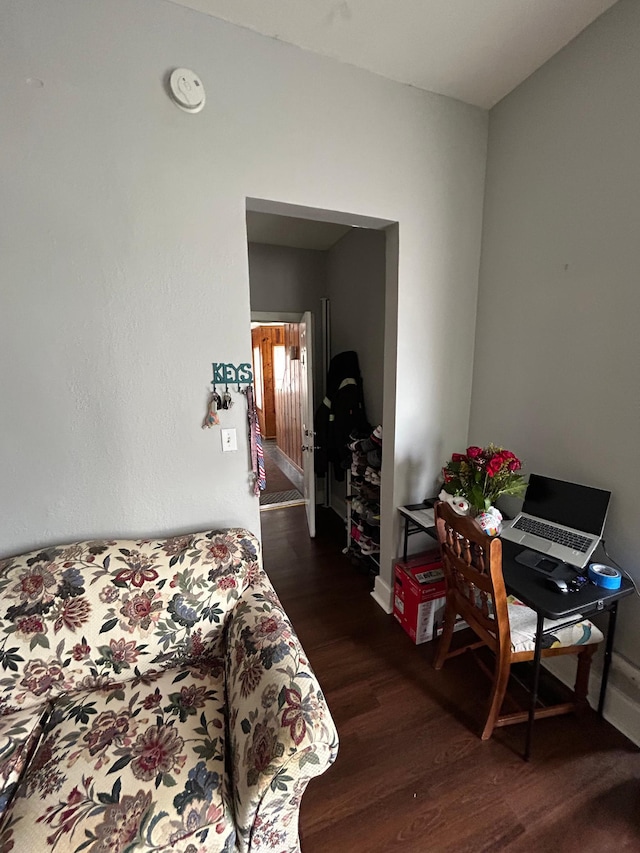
xmin=507 ymin=595 xmax=604 ymax=654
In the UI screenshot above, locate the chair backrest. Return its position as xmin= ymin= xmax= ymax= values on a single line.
xmin=435 ymin=501 xmax=510 ymax=652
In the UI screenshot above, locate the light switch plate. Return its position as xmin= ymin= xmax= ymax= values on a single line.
xmin=221 ymin=428 xmax=237 ymax=452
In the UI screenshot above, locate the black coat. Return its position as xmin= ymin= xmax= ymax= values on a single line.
xmin=314 ymin=351 xmax=369 ymax=480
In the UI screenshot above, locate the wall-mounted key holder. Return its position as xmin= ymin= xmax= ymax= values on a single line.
xmin=212 ymin=362 xmax=253 ymax=388
xmin=203 ymin=363 xmax=253 ymax=428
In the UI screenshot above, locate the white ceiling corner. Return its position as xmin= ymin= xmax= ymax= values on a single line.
xmin=165 ymin=0 xmax=618 ymax=108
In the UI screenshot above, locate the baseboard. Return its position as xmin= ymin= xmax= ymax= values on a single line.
xmin=543 ymin=652 xmax=640 ymax=747
xmin=371 ymin=575 xmax=393 ymax=614
xmin=271 ymin=446 xmax=303 ymax=493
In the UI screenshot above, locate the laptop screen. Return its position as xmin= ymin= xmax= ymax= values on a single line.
xmin=523 ymin=474 xmax=611 ymax=536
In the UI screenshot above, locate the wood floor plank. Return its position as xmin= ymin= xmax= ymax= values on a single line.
xmin=259 ymin=506 xmax=640 ymax=852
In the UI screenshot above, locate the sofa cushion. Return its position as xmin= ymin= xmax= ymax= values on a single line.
xmin=0 ymin=529 xmax=260 ymax=715
xmin=0 ymin=706 xmax=48 ymax=821
xmin=2 ymin=659 xmax=236 ymax=852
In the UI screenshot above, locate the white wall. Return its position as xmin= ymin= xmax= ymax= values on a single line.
xmin=471 ymin=0 xmax=640 ymax=668
xmin=248 ymin=243 xmax=326 ymax=318
xmin=0 ymin=0 xmax=487 ymax=596
xmin=327 ymin=229 xmax=386 ymax=428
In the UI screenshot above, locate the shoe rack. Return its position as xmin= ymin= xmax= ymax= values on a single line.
xmin=343 ymin=426 xmax=382 ymax=576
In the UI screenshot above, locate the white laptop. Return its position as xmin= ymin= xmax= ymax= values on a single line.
xmin=500 ymin=473 xmax=611 ymax=568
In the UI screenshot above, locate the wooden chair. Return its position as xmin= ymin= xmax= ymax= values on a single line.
xmin=433 ymin=500 xmax=603 ymax=741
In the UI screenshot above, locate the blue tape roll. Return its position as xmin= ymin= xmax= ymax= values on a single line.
xmin=588 ymin=563 xmax=621 ymax=590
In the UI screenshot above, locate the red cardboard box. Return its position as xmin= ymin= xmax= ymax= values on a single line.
xmin=393 ymin=548 xmax=467 ymax=644
xmin=393 ymin=549 xmax=447 ymax=645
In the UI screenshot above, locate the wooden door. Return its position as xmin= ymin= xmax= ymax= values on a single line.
xmin=274 ymin=324 xmax=303 ymax=471
xmin=251 ymin=325 xmax=283 ymax=439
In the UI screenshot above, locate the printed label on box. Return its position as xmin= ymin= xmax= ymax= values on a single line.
xmin=415 ymin=568 xmax=444 ymax=584
xmin=415 ymin=597 xmax=447 ymax=643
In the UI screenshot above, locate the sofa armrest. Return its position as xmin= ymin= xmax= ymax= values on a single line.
xmin=224 ymin=583 xmax=338 ymax=852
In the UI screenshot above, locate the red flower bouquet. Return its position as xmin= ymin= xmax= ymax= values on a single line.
xmin=441 ymin=444 xmax=526 ymax=513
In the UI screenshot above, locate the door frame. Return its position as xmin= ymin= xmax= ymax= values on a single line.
xmin=246 ymin=198 xmax=399 ymax=614
xmin=251 ymin=311 xmax=316 ymax=534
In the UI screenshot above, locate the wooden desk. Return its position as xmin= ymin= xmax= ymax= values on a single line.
xmin=397 ymin=504 xmax=635 ymax=758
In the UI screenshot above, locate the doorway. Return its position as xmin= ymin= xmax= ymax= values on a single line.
xmin=251 ymin=319 xmax=305 ymax=510
xmin=250 ymin=309 xmax=317 ymax=534
xmin=245 ymin=197 xmax=397 ymax=588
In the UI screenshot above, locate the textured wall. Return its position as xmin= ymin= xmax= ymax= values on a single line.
xmin=0 ymin=0 xmax=487 ymax=596
xmin=471 ymin=0 xmax=640 ymax=666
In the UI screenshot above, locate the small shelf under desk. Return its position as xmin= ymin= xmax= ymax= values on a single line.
xmin=398 ymin=500 xmax=437 ymax=561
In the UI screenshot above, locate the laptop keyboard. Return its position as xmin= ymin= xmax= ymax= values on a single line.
xmin=513 ymin=517 xmax=592 ymax=552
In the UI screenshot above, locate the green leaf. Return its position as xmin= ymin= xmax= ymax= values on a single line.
xmin=270 ymin=773 xmax=293 ymax=792
xmin=69 ymin=703 xmax=98 ymax=725
xmin=99 ymin=618 xmax=118 ymax=634
xmin=470 ymin=485 xmax=485 ymax=511
xmin=107 ymin=754 xmax=132 ymax=774
xmin=112 ymin=777 xmax=121 ymax=801
xmin=97 ymin=792 xmax=117 ymax=805
xmin=300 ymin=751 xmax=320 ymax=767
xmin=106 ymin=689 xmax=126 ymax=703
xmin=172 ymin=670 xmax=190 ymax=683
xmin=194 ymin=738 xmax=219 ymax=761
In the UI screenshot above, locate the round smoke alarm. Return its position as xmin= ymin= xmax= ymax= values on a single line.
xmin=169 ymin=68 xmax=205 ymax=113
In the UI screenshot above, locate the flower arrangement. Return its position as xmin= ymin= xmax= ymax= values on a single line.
xmin=441 ymin=444 xmax=526 ymax=514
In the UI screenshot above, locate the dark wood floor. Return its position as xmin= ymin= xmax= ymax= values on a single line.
xmin=260 ymin=506 xmax=640 ymax=853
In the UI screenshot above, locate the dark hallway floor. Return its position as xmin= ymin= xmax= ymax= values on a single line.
xmin=260 ymin=439 xmax=304 ymax=508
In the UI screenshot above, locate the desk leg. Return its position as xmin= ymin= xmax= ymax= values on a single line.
xmin=403 ymin=518 xmax=409 ymax=562
xmin=525 ymin=611 xmax=545 ymax=762
xmin=598 ymin=601 xmax=618 ymax=717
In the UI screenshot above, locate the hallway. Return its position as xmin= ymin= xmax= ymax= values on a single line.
xmin=260 ymin=439 xmax=304 ymax=508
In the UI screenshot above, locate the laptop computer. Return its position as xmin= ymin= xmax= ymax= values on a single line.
xmin=500 ymin=473 xmax=611 ymax=568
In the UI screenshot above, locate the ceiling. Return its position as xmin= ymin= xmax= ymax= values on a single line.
xmin=246 ymin=211 xmax=352 ymax=250
xmin=167 ymin=0 xmax=618 ymax=108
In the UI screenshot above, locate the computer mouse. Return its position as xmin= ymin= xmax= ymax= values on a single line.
xmin=545 ymin=577 xmax=569 ymax=593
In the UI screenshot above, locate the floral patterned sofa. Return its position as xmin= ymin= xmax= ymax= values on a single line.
xmin=0 ymin=528 xmax=338 ymax=852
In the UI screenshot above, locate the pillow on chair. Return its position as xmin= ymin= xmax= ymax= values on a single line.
xmin=506 ymin=596 xmax=604 ymax=653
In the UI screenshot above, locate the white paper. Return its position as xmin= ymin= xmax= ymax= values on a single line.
xmin=401 ymin=506 xmax=435 ymax=529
